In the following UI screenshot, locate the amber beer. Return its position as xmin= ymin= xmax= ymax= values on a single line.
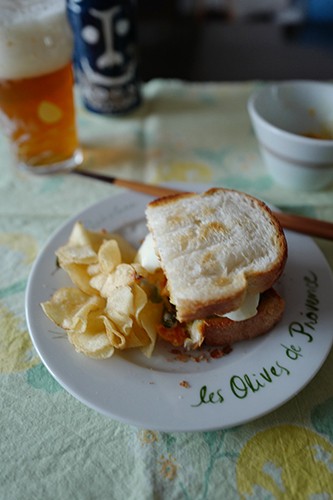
xmin=0 ymin=0 xmax=83 ymax=173
xmin=0 ymin=63 xmax=80 ymax=168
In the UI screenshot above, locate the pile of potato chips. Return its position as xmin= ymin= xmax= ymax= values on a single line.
xmin=41 ymin=222 xmax=163 ymax=359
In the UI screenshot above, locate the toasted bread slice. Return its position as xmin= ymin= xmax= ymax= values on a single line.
xmin=187 ymin=288 xmax=285 ymax=347
xmin=146 ymin=188 xmax=287 ymax=323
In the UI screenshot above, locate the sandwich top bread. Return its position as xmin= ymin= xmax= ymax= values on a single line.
xmin=146 ymin=188 xmax=287 ymax=325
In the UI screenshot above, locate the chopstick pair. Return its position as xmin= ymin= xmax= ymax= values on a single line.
xmin=71 ymin=169 xmax=333 ymax=241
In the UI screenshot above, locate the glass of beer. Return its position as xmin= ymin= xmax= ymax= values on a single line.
xmin=0 ymin=0 xmax=83 ymax=175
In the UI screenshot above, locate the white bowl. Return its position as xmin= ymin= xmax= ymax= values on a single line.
xmin=248 ymin=81 xmax=333 ymax=191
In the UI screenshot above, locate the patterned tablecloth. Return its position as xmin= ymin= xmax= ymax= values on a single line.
xmin=1 ymin=80 xmax=333 ymax=499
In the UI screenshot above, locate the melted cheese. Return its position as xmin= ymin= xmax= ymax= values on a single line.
xmin=135 ymin=233 xmax=161 ymax=273
xmin=222 ymin=293 xmax=260 ymax=322
xmin=184 ymin=327 xmax=203 ymax=350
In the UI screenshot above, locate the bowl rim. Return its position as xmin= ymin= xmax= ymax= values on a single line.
xmin=247 ymin=81 xmax=333 ymax=146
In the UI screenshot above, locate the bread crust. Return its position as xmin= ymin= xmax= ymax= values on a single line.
xmin=191 ymin=288 xmax=285 ymax=347
xmin=146 ymin=188 xmax=288 ymax=323
xmin=146 ymin=191 xmax=196 ymax=210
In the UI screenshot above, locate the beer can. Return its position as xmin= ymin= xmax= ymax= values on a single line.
xmin=67 ymin=0 xmax=141 ymax=115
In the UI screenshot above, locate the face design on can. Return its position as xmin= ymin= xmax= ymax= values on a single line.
xmin=68 ymin=1 xmax=137 ymax=88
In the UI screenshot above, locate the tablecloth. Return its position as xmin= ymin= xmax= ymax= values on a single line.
xmin=1 ymin=80 xmax=333 ymax=500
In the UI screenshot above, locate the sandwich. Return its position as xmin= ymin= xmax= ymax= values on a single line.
xmin=136 ymin=188 xmax=287 ymax=350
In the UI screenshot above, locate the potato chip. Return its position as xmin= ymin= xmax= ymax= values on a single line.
xmin=41 ymin=221 xmax=163 ymax=360
xmin=101 ymin=315 xmax=127 ymax=349
xmin=87 ymin=263 xmax=101 ymax=276
xmin=68 ymin=310 xmax=114 ymax=359
xmin=41 ymin=287 xmax=106 ymax=333
xmin=131 ymin=263 xmax=149 ymax=279
xmin=127 ymin=321 xmax=149 ymax=348
xmin=102 ymin=283 xmax=162 ymax=353
xmin=102 ymin=283 xmax=153 ymax=350
xmin=56 ymin=222 xmax=99 ymax=266
xmin=132 ymin=283 xmax=148 ymax=321
xmin=56 ymin=244 xmax=98 ymax=266
xmin=68 ymin=331 xmax=114 ymax=359
xmin=67 ymin=221 xmax=110 ymax=254
xmin=105 ymin=233 xmax=137 ymax=263
xmin=60 ymin=262 xmax=99 ymax=296
xmin=68 ymin=221 xmax=97 ymax=247
xmin=98 ymin=239 xmax=122 ymax=274
xmin=89 ymin=272 xmax=107 ymax=294
xmin=82 ymin=224 xmax=137 ymax=263
xmin=103 ymin=314 xmax=148 ymax=350
xmin=56 ymin=221 xmax=137 ymax=266
xmin=95 ymin=264 xmax=147 ymax=299
xmin=138 ymin=302 xmax=163 ymax=358
xmin=104 ymin=285 xmax=134 ymax=335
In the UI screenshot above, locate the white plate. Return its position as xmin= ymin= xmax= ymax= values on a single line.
xmin=26 ymin=185 xmax=333 ymax=432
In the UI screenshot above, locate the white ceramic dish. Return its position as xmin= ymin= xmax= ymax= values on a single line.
xmin=248 ymin=81 xmax=333 ymax=191
xmin=26 ymin=186 xmax=333 ymax=432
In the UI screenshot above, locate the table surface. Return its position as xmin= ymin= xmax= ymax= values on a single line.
xmin=1 ymin=80 xmax=333 ymax=500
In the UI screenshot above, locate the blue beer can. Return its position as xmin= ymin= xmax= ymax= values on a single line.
xmin=67 ymin=0 xmax=141 ymax=115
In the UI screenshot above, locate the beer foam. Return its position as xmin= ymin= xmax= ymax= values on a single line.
xmin=0 ymin=0 xmax=73 ymax=79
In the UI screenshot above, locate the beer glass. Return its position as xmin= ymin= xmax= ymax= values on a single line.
xmin=0 ymin=0 xmax=83 ymax=174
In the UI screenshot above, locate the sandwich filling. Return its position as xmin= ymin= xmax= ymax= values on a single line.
xmin=136 ymin=233 xmax=261 ymax=347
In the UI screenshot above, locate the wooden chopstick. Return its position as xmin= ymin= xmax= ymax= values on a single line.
xmin=273 ymin=212 xmax=333 ymax=240
xmin=71 ymin=169 xmax=333 ymax=241
xmin=72 ymin=170 xmax=183 ymax=197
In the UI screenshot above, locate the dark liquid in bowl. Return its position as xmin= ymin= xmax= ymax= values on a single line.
xmin=302 ymin=132 xmax=331 ymax=140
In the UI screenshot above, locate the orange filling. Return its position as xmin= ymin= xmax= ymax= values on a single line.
xmin=156 ymin=324 xmax=188 ymax=347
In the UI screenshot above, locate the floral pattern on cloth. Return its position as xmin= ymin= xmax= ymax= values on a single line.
xmin=237 ymin=425 xmax=333 ymax=499
xmin=0 ymin=79 xmax=332 ymax=500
